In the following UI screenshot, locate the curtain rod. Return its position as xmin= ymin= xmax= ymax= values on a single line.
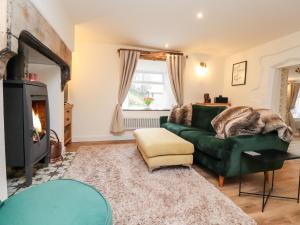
xmin=117 ymin=48 xmax=184 ymax=55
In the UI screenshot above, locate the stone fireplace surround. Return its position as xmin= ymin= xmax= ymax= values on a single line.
xmin=0 ymin=0 xmax=72 ymax=86
xmin=0 ymin=0 xmax=72 ymax=199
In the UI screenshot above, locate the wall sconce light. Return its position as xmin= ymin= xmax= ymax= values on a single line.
xmin=196 ymin=62 xmax=208 ymax=77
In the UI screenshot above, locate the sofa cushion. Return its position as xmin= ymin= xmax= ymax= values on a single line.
xmin=192 ymin=105 xmax=226 ymax=132
xmin=161 ymin=122 xmax=199 ymax=135
xmin=195 ymin=135 xmax=226 ymax=159
xmin=179 ymin=130 xmax=215 ymax=145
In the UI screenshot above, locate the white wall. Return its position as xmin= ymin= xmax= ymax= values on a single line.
xmin=0 ymin=80 xmax=7 ymax=200
xmin=28 ymin=64 xmax=65 ymax=150
xmin=223 ymin=31 xmax=300 ymax=109
xmin=185 ymin=53 xmax=225 ymax=103
xmin=70 ymin=40 xmax=225 ymax=142
xmin=29 ymin=0 xmax=74 ymax=50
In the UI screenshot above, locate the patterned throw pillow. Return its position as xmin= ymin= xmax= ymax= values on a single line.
xmin=181 ymin=104 xmax=192 ymax=126
xmin=168 ymin=105 xmax=182 ymax=124
xmin=168 ymin=104 xmax=193 ymax=126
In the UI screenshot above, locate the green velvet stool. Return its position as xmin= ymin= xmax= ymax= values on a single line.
xmin=0 ymin=179 xmax=112 ymax=225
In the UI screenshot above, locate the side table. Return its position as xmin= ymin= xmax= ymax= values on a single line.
xmin=239 ymin=150 xmax=300 ymax=212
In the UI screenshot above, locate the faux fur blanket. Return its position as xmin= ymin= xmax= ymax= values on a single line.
xmin=211 ymin=106 xmax=293 ymax=142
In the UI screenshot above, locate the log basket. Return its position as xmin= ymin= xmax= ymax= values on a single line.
xmin=50 ymin=129 xmax=62 ymax=163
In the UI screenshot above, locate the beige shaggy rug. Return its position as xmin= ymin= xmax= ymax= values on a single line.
xmin=64 ymin=144 xmax=256 ymax=225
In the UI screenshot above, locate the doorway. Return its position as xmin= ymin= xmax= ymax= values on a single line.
xmin=278 ymin=65 xmax=300 ymax=136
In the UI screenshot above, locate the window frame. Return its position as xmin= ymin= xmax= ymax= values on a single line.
xmin=122 ymin=69 xmax=174 ymax=111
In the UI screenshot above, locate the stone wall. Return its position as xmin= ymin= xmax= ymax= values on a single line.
xmin=279 ymin=68 xmax=289 ymax=122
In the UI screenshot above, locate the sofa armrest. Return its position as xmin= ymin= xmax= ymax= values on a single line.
xmin=222 ymin=133 xmax=290 ymax=177
xmin=224 ymin=133 xmax=289 ymax=153
xmin=160 ymin=116 xmax=168 ymax=127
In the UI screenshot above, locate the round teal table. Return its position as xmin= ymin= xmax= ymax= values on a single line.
xmin=0 ymin=179 xmax=112 ymax=225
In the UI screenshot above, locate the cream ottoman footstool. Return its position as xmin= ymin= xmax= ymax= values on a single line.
xmin=133 ymin=128 xmax=194 ymax=171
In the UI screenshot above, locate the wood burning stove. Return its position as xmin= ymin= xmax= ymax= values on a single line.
xmin=3 ymin=80 xmax=50 ymax=186
xmin=0 ymin=0 xmax=72 ymax=192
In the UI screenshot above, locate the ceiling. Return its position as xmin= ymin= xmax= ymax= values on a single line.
xmin=60 ymin=0 xmax=300 ymax=56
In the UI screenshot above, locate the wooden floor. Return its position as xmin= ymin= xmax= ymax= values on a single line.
xmin=66 ymin=139 xmax=300 ymax=225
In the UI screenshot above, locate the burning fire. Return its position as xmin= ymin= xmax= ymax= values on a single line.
xmin=32 ymin=110 xmax=42 ymax=133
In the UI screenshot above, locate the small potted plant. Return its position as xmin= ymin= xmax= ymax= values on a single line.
xmin=143 ymin=92 xmax=154 ymax=109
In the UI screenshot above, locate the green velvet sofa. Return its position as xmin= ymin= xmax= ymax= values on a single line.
xmin=160 ymin=105 xmax=290 ymax=186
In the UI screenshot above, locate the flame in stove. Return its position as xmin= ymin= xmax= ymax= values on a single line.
xmin=32 ymin=110 xmax=42 ymax=133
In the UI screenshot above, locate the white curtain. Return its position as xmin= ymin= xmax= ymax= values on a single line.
xmin=287 ymin=82 xmax=300 ymax=135
xmin=111 ymin=50 xmax=140 ymax=133
xmin=166 ymin=54 xmax=186 ymax=106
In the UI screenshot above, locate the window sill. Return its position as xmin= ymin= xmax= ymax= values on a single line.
xmin=123 ymin=109 xmax=170 ymax=112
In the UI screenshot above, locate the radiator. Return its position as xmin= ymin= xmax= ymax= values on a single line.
xmin=124 ymin=117 xmax=160 ymax=130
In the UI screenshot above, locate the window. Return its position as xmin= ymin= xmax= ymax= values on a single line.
xmin=123 ymin=60 xmax=176 ymax=110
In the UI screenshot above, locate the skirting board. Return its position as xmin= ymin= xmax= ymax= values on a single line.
xmin=72 ymin=134 xmax=135 ymax=142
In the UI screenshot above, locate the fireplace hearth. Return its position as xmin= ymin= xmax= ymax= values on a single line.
xmin=3 ymin=80 xmax=50 ymax=186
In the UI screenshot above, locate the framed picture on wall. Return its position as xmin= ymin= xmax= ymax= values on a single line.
xmin=232 ymin=61 xmax=247 ymax=86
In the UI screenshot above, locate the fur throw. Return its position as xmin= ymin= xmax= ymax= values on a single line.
xmin=211 ymin=106 xmax=254 ymax=137
xmin=168 ymin=104 xmax=192 ymax=126
xmin=256 ymin=109 xmax=293 ymax=142
xmin=211 ymin=106 xmax=293 ymax=142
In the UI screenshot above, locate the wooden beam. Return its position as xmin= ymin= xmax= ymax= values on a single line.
xmin=117 ymin=48 xmax=185 ymax=61
xmin=141 ymin=51 xmax=168 ymax=61
xmin=0 ymin=0 xmax=72 ymax=89
xmin=6 ymin=0 xmax=72 ymax=66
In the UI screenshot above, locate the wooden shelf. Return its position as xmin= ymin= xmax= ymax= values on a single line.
xmin=64 ymin=103 xmax=73 ymax=146
xmin=196 ymin=102 xmax=231 ymax=107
